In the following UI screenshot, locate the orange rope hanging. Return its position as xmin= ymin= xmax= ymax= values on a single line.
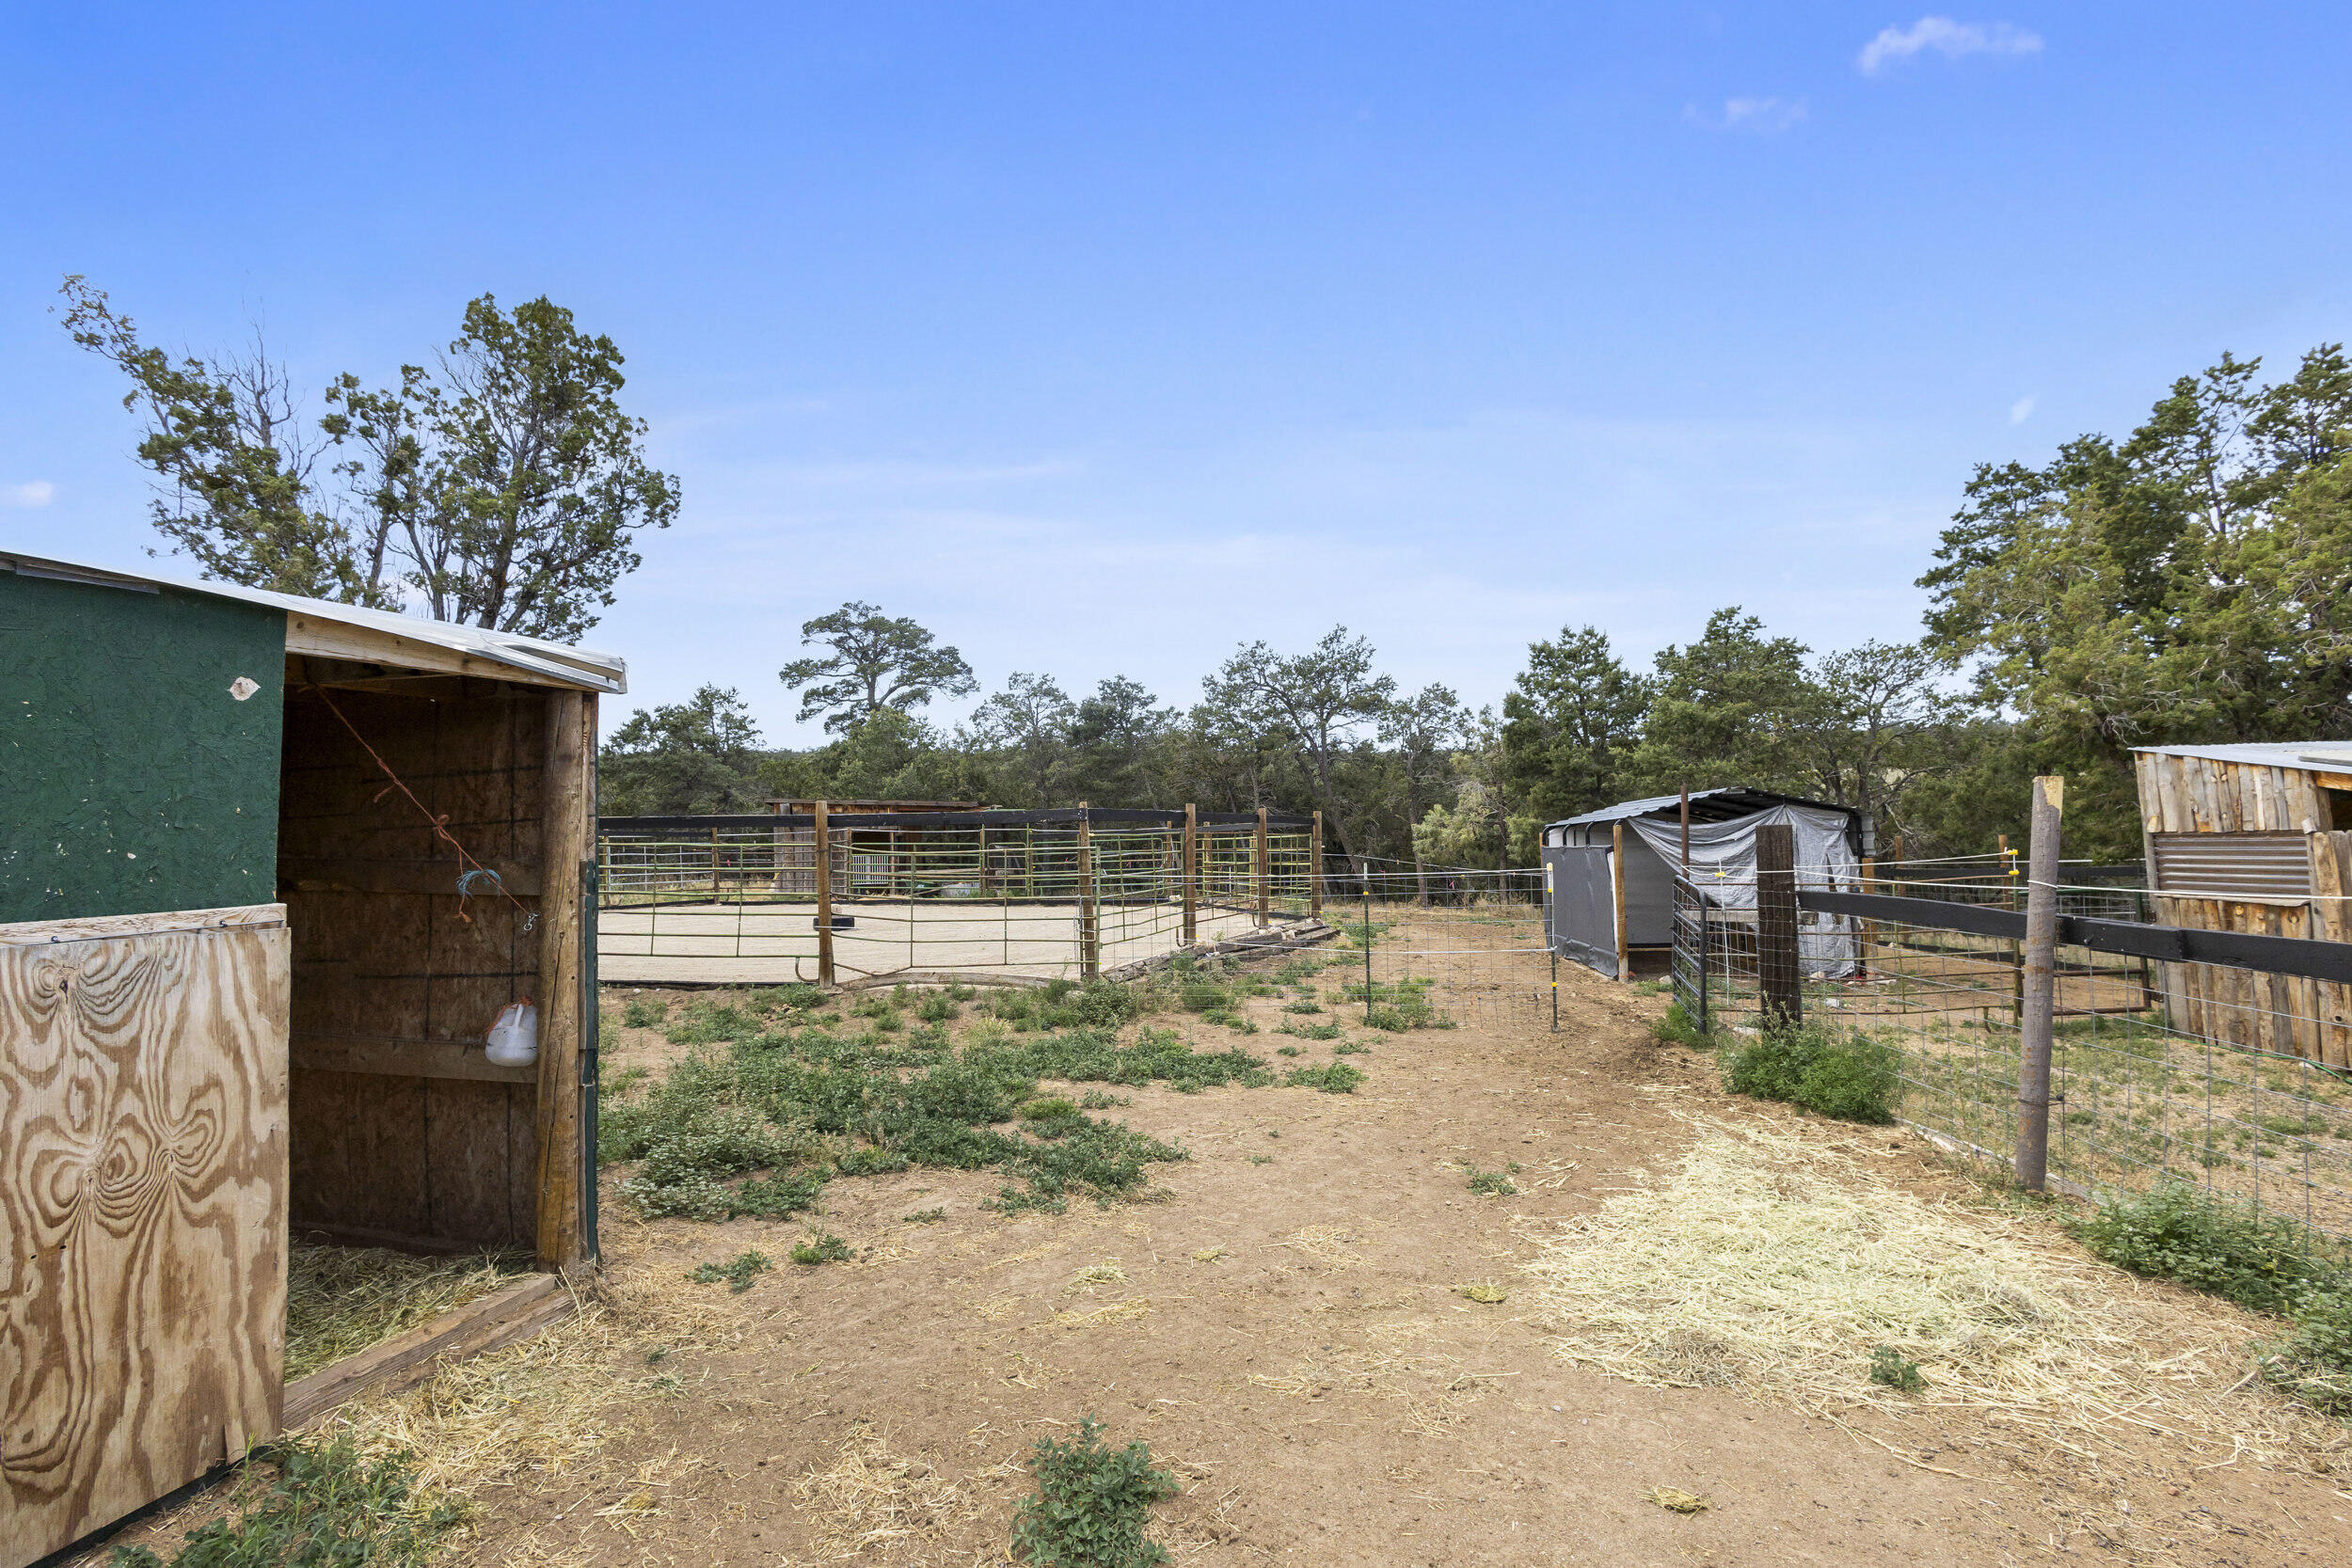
xmin=305 ymin=685 xmax=538 ymax=934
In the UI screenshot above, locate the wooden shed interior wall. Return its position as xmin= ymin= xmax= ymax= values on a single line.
xmin=2136 ymin=750 xmax=2352 ymax=1068
xmin=280 ymin=675 xmax=548 ymax=1250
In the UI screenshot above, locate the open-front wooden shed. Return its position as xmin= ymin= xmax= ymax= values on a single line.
xmin=1 ymin=550 xmax=616 ymax=1567
xmin=2133 ymin=742 xmax=2352 ymax=1065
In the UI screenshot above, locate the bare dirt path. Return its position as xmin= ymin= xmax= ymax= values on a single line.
xmin=99 ymin=955 xmax=2352 ymax=1566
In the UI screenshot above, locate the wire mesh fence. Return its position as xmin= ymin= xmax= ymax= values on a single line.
xmin=596 ymin=811 xmax=1319 ymax=987
xmin=1342 ymin=868 xmax=1557 ymax=1035
xmin=1672 ymin=868 xmax=2352 ymax=1243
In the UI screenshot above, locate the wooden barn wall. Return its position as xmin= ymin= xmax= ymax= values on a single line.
xmin=2136 ymin=752 xmax=2350 ymax=1068
xmin=279 ymin=682 xmax=546 ymax=1248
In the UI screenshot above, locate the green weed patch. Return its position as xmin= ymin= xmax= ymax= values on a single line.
xmin=1010 ymin=1416 xmax=1177 ymax=1568
xmin=1724 ymin=1024 xmax=1898 ymax=1124
xmin=107 ymin=1434 xmax=460 ymax=1567
xmin=601 ymin=1016 xmax=1270 ymax=1218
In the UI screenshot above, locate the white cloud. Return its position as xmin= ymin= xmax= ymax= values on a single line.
xmin=1857 ymin=17 xmax=2042 ymax=74
xmin=2 ymin=481 xmax=55 ymax=508
xmin=1687 ymin=97 xmax=1807 ymax=134
xmin=2009 ymin=394 xmax=2035 ymax=424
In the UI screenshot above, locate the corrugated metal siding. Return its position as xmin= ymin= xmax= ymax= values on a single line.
xmin=2150 ymin=832 xmax=2313 ymax=900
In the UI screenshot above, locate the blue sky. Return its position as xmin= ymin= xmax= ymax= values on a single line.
xmin=4 ymin=6 xmax=2347 ymax=744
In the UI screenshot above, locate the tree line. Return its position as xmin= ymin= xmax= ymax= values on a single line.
xmin=64 ymin=280 xmax=2349 ymax=868
xmin=608 ymin=343 xmax=2352 ymax=867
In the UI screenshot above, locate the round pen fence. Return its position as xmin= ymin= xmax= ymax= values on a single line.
xmin=596 ymin=806 xmax=1323 ymax=988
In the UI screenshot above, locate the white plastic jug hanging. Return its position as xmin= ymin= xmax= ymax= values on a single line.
xmin=485 ymin=1000 xmax=539 ymax=1067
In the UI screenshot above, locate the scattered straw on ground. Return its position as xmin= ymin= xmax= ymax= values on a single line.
xmin=1520 ymin=1114 xmax=2344 ymax=1465
xmin=1279 ymin=1225 xmax=1361 ymax=1268
xmin=789 ymin=1422 xmax=1013 ymax=1563
xmin=285 ymin=1242 xmax=527 ymax=1379
xmin=1249 ymin=1322 xmax=1509 ymax=1437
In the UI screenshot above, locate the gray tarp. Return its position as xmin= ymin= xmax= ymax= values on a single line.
xmin=1622 ymin=802 xmax=1860 ymax=978
xmin=1543 ymin=845 xmax=1620 ymax=977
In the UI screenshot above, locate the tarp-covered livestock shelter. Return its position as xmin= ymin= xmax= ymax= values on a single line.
xmin=2 ymin=550 xmax=617 ymax=1568
xmin=1540 ymin=786 xmax=1870 ymax=979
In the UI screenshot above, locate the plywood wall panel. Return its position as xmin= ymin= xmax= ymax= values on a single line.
xmin=0 ymin=916 xmax=288 ymax=1568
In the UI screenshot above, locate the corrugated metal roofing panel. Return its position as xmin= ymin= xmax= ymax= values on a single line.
xmin=1547 ymin=785 xmax=1858 ymax=831
xmin=2133 ymin=741 xmax=2352 ymax=770
xmin=0 ymin=549 xmax=627 ymax=692
xmin=2149 ymin=832 xmax=2314 ymax=901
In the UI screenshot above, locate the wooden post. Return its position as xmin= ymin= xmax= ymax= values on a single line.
xmin=1678 ymin=785 xmax=1691 ymax=872
xmin=1182 ymin=803 xmax=1198 ymax=946
xmin=1254 ymin=806 xmax=1270 ymax=927
xmin=1077 ymin=809 xmax=1099 ymax=978
xmin=1611 ymin=821 xmax=1632 ymax=981
xmin=1856 ymin=855 xmax=1877 ymax=980
xmin=534 ymin=689 xmax=593 ymax=1269
xmin=2016 ymin=775 xmax=2063 ymax=1193
xmin=1309 ymin=809 xmax=1325 ymax=920
xmin=1756 ymin=822 xmax=1802 ymax=1029
xmin=813 ymin=800 xmax=835 ymax=987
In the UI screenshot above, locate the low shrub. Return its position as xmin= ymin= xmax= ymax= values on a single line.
xmin=1282 ymin=1062 xmax=1362 ymax=1094
xmin=1040 ymin=981 xmax=1145 ymax=1031
xmin=791 ymin=1232 xmax=853 ymax=1265
xmin=1010 ymin=1416 xmax=1178 ymax=1568
xmin=2072 ymin=1181 xmax=2340 ymax=1314
xmin=622 ymin=994 xmax=667 ymax=1029
xmin=1464 ymin=1164 xmax=1518 ymax=1196
xmin=1649 ymin=1000 xmax=1714 ymax=1049
xmin=2263 ymin=1286 xmax=2352 ymax=1415
xmin=1178 ymin=979 xmax=1231 ymax=1014
xmin=1867 ymin=1345 xmax=1925 ymax=1394
xmin=1723 ymin=1024 xmax=1898 ymax=1124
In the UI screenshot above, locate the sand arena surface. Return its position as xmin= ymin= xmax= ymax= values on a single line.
xmin=596 ymin=896 xmax=1277 ymax=985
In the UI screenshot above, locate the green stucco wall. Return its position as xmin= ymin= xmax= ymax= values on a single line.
xmin=0 ymin=571 xmax=285 ymax=922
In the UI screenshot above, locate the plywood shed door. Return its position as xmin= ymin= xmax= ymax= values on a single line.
xmin=1 ymin=906 xmax=290 ymax=1568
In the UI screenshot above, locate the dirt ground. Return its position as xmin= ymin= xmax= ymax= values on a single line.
xmin=101 ymin=951 xmax=2352 ymax=1566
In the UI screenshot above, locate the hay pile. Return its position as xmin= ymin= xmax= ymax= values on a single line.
xmin=286 ymin=1243 xmax=527 ymax=1379
xmin=1521 ymin=1115 xmax=2333 ymax=1460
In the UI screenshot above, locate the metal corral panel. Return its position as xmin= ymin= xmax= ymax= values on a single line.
xmin=2150 ymin=832 xmax=2315 ymax=901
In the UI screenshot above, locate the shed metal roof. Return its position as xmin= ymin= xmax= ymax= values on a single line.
xmin=1547 ymin=785 xmax=1858 ymax=831
xmin=2132 ymin=741 xmax=2352 ymax=771
xmin=0 ymin=548 xmax=627 ymax=693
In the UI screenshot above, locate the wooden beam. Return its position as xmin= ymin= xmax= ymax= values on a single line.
xmin=282 ymin=1274 xmax=573 ymax=1431
xmin=284 ymin=610 xmax=609 ymax=691
xmin=0 ymin=903 xmax=285 ymax=946
xmin=533 ymin=690 xmax=592 ymax=1269
xmin=1611 ymin=822 xmax=1631 ymax=982
xmin=292 ymin=1035 xmax=537 ymax=1084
